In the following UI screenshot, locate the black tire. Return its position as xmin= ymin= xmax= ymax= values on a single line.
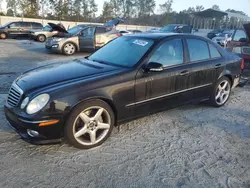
xmin=64 ymin=99 xmax=115 ymax=149
xmin=0 ymin=32 xmax=7 ymax=39
xmin=210 ymin=76 xmax=231 ymax=107
xmin=62 ymin=42 xmax=76 ymax=55
xmin=37 ymin=34 xmax=46 ymax=42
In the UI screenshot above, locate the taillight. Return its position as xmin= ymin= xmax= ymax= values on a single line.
xmin=116 ymin=33 xmax=121 ymax=37
xmin=241 ymin=59 xmax=245 ymax=70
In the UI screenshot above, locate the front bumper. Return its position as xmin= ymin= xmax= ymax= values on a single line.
xmin=4 ymin=106 xmax=63 ymax=144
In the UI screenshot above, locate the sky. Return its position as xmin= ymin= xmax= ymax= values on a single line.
xmin=0 ymin=0 xmax=250 ymax=16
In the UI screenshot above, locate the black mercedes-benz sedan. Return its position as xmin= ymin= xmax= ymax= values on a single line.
xmin=4 ymin=33 xmax=243 ymax=149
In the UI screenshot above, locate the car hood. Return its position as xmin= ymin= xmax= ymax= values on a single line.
xmin=16 ymin=58 xmax=123 ymax=92
xmin=243 ymin=23 xmax=250 ymax=39
xmin=48 ymin=23 xmax=67 ymax=33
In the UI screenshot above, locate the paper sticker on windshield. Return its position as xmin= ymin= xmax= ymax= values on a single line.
xmin=133 ymin=40 xmax=148 ymax=46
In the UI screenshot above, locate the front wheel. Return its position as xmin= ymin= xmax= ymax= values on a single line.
xmin=62 ymin=42 xmax=76 ymax=55
xmin=64 ymin=99 xmax=115 ymax=149
xmin=210 ymin=76 xmax=231 ymax=107
xmin=37 ymin=34 xmax=46 ymax=42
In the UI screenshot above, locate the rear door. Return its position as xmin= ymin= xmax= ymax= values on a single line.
xmin=20 ymin=22 xmax=32 ymax=36
xmin=95 ymin=27 xmax=108 ymax=48
xmin=79 ymin=27 xmax=95 ymax=51
xmin=184 ymin=38 xmax=224 ymax=99
xmin=31 ymin=22 xmax=43 ymax=30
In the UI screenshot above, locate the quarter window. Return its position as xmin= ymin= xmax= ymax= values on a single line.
xmin=149 ymin=39 xmax=184 ymax=67
xmin=233 ymin=29 xmax=247 ymax=41
xmin=187 ymin=39 xmax=210 ymax=62
xmin=209 ymin=43 xmax=221 ymax=58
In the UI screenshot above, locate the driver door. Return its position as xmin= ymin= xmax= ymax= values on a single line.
xmin=79 ymin=27 xmax=95 ymax=52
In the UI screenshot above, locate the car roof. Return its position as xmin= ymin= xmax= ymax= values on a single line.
xmin=127 ymin=33 xmax=205 ymax=41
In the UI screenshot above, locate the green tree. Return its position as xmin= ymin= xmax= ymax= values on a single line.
xmin=6 ymin=9 xmax=14 ymax=16
xmin=212 ymin=4 xmax=220 ymax=10
xmin=6 ymin=0 xmax=19 ymax=16
xmin=135 ymin=0 xmax=156 ymax=18
xmin=89 ymin=0 xmax=98 ymax=19
xmin=119 ymin=0 xmax=136 ymax=18
xmin=195 ymin=5 xmax=204 ymax=12
xmin=101 ymin=1 xmax=113 ymax=22
xmin=159 ymin=0 xmax=173 ymax=14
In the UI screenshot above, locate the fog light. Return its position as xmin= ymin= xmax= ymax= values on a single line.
xmin=27 ymin=129 xmax=39 ymax=137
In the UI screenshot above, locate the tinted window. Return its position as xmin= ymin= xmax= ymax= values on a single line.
xmin=9 ymin=22 xmax=21 ymax=28
xmin=149 ymin=39 xmax=184 ymax=67
xmin=96 ymin=27 xmax=106 ymax=34
xmin=233 ymin=29 xmax=247 ymax=41
xmin=32 ymin=22 xmax=43 ymax=28
xmin=89 ymin=37 xmax=154 ymax=68
xmin=209 ymin=44 xmax=221 ymax=58
xmin=68 ymin=26 xmax=83 ymax=35
xmin=21 ymin=22 xmax=31 ymax=28
xmin=187 ymin=39 xmax=210 ymax=62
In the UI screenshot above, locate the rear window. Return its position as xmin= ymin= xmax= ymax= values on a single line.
xmin=187 ymin=39 xmax=210 ymax=62
xmin=89 ymin=37 xmax=154 ymax=68
xmin=233 ymin=29 xmax=247 ymax=41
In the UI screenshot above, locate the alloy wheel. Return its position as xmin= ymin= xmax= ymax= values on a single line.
xmin=64 ymin=43 xmax=76 ymax=55
xmin=73 ymin=106 xmax=111 ymax=146
xmin=0 ymin=33 xmax=7 ymax=39
xmin=215 ymin=80 xmax=230 ymax=105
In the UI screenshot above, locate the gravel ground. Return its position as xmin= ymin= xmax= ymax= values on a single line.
xmin=0 ymin=39 xmax=250 ymax=188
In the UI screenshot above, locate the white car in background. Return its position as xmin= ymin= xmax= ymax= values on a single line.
xmin=118 ymin=30 xmax=132 ymax=36
xmin=29 ymin=24 xmax=60 ymax=42
xmin=212 ymin=31 xmax=233 ymax=47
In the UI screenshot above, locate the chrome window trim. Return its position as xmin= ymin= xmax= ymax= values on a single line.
xmin=126 ymin=83 xmax=212 ymax=107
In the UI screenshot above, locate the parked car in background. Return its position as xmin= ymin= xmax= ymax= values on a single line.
xmin=118 ymin=30 xmax=132 ymax=36
xmin=212 ymin=32 xmax=232 ymax=46
xmin=207 ymin=29 xmax=223 ymax=39
xmin=0 ymin=21 xmax=43 ymax=39
xmin=158 ymin=24 xmax=193 ymax=33
xmin=128 ymin=29 xmax=143 ymax=33
xmin=30 ymin=23 xmax=64 ymax=42
xmin=227 ymin=23 xmax=250 ymax=69
xmin=5 ymin=33 xmax=242 ymax=149
xmin=147 ymin=28 xmax=160 ymax=32
xmin=45 ymin=19 xmax=123 ymax=55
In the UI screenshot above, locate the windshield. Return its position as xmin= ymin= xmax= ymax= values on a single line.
xmin=160 ymin=25 xmax=177 ymax=32
xmin=67 ymin=26 xmax=83 ymax=35
xmin=88 ymin=37 xmax=154 ymax=68
xmin=42 ymin=25 xmax=52 ymax=31
xmin=1 ymin=22 xmax=11 ymax=28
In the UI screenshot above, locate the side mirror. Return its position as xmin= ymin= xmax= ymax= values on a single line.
xmin=7 ymin=25 xmax=10 ymax=28
xmin=239 ymin=38 xmax=247 ymax=43
xmin=144 ymin=62 xmax=164 ymax=72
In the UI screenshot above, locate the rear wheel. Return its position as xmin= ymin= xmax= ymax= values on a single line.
xmin=0 ymin=32 xmax=7 ymax=39
xmin=37 ymin=34 xmax=46 ymax=42
xmin=64 ymin=99 xmax=115 ymax=149
xmin=63 ymin=42 xmax=76 ymax=55
xmin=210 ymin=76 xmax=231 ymax=107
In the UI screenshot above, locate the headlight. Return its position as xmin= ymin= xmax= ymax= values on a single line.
xmin=26 ymin=94 xmax=50 ymax=114
xmin=21 ymin=97 xmax=29 ymax=109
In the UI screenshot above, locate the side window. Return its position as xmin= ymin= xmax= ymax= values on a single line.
xmin=81 ymin=27 xmax=95 ymax=36
xmin=95 ymin=27 xmax=107 ymax=34
xmin=21 ymin=22 xmax=31 ymax=28
xmin=233 ymin=29 xmax=247 ymax=41
xmin=9 ymin=22 xmax=20 ymax=28
xmin=209 ymin=43 xmax=221 ymax=58
xmin=187 ymin=39 xmax=210 ymax=62
xmin=32 ymin=23 xmax=43 ymax=29
xmin=149 ymin=39 xmax=184 ymax=67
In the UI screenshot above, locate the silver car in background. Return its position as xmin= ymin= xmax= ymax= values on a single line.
xmin=45 ymin=19 xmax=123 ymax=55
xmin=30 ymin=24 xmax=60 ymax=42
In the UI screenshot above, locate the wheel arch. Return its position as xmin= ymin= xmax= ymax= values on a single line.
xmin=62 ymin=41 xmax=79 ymax=52
xmin=65 ymin=96 xmax=118 ymax=125
xmin=218 ymin=70 xmax=233 ymax=87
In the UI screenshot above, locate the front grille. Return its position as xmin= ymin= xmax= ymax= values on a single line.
xmin=7 ymin=83 xmax=23 ymax=107
xmin=242 ymin=47 xmax=250 ymax=55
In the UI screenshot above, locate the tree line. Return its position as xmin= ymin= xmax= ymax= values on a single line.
xmin=1 ymin=0 xmax=248 ymax=28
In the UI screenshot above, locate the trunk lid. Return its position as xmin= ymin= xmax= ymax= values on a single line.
xmin=48 ymin=23 xmax=68 ymax=33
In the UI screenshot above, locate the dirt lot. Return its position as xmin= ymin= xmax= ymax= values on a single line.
xmin=0 ymin=39 xmax=250 ymax=188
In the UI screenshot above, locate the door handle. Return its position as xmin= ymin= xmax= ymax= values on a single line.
xmin=179 ymin=70 xmax=189 ymax=76
xmin=215 ymin=64 xmax=222 ymax=69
